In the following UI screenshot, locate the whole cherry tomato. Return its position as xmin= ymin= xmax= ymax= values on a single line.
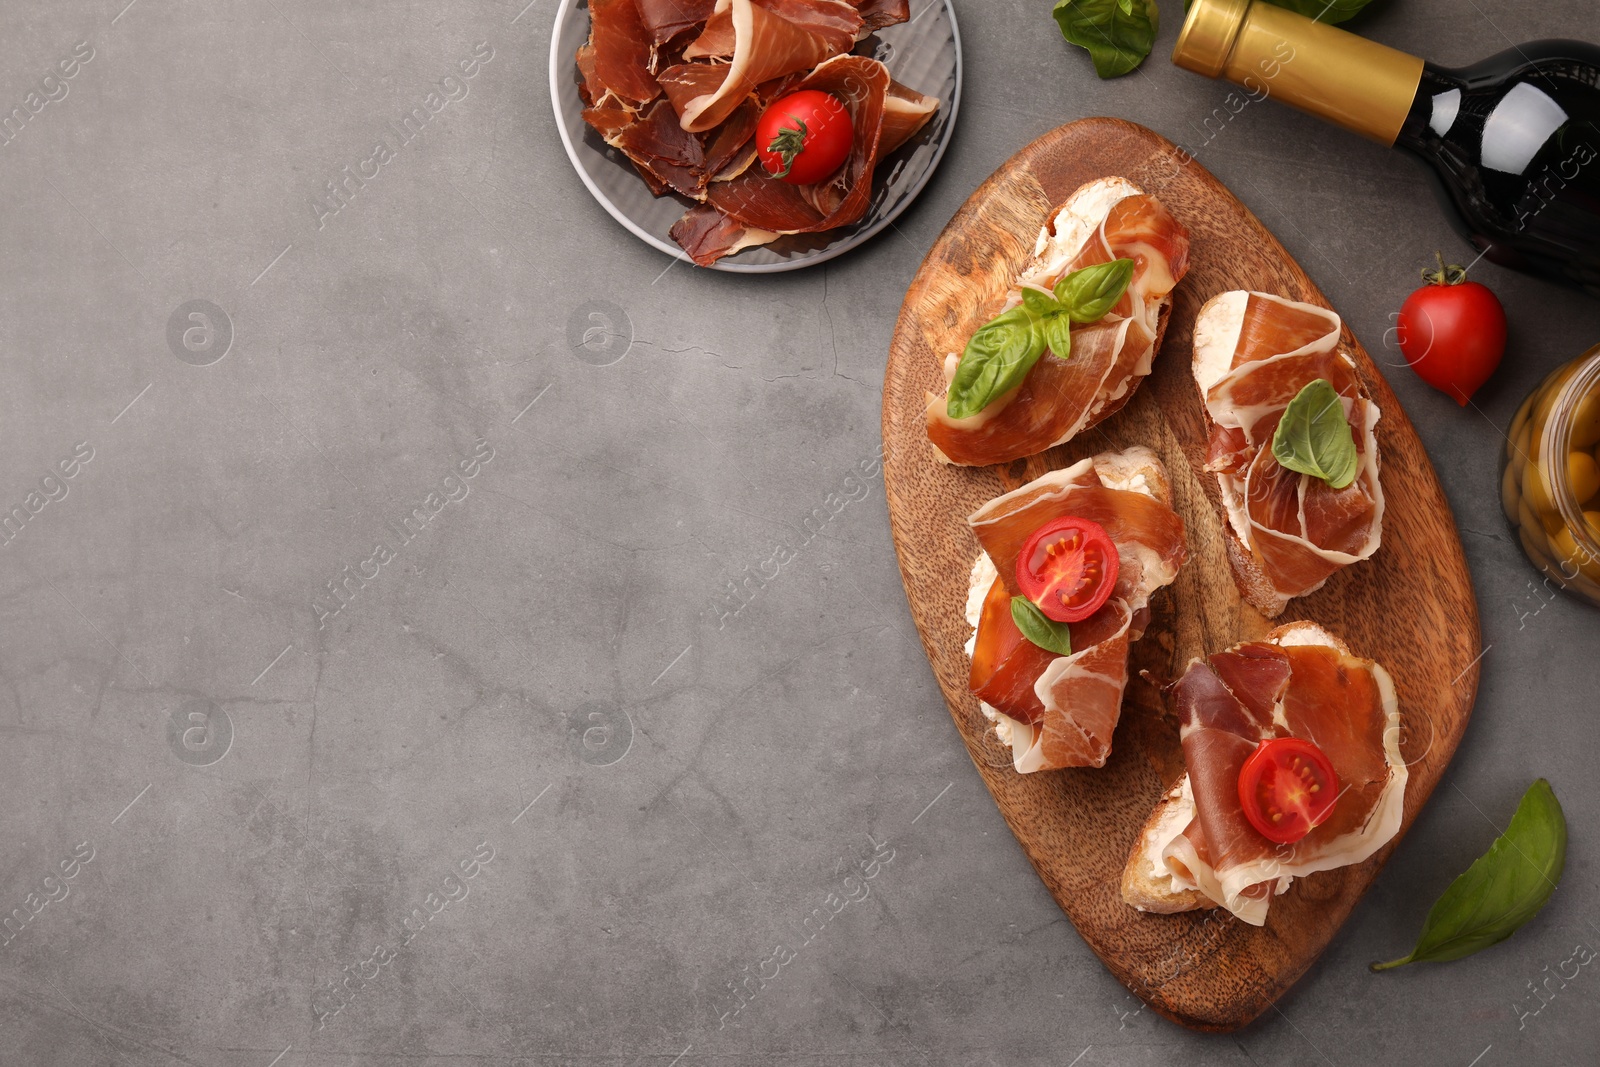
xmin=756 ymin=90 xmax=853 ymax=185
xmin=1396 ymin=254 xmax=1508 ymax=406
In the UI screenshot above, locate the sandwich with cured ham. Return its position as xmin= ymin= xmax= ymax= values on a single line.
xmin=1120 ymin=623 xmax=1406 ymax=926
xmin=1192 ymin=291 xmax=1385 ymax=617
xmin=963 ymin=447 xmax=1188 ymax=771
xmin=926 ymin=178 xmax=1190 ymax=467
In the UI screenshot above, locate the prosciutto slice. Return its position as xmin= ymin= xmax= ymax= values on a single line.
xmin=587 ymin=98 xmax=709 ymax=198
xmin=658 ymin=0 xmax=861 ymax=132
xmin=1193 ymin=291 xmax=1384 ymax=616
xmin=670 ymin=208 xmax=781 ymax=265
xmin=855 ymin=0 xmax=911 ymax=31
xmin=963 ymin=448 xmax=1188 ymax=772
xmin=926 ymin=179 xmax=1190 ymax=466
xmin=879 ymin=78 xmax=940 ymax=155
xmin=751 ymin=0 xmax=862 ymax=48
xmin=636 ymin=0 xmax=720 ymax=46
xmin=585 ymin=0 xmax=662 ymax=107
xmin=705 ymin=55 xmax=887 ymax=222
xmin=1156 ymin=623 xmax=1406 ymax=925
xmin=585 ymin=95 xmax=767 ymax=201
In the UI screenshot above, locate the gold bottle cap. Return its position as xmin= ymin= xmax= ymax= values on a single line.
xmin=1169 ymin=0 xmax=1423 ymax=145
xmin=1173 ymin=0 xmax=1251 ymax=79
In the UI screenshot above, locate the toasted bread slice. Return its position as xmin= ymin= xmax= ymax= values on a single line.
xmin=1222 ymin=522 xmax=1292 ymax=618
xmin=1090 ymin=443 xmax=1173 ymax=508
xmin=1120 ymin=775 xmax=1214 ymax=914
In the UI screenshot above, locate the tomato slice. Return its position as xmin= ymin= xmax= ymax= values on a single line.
xmin=1237 ymin=737 xmax=1340 ymax=844
xmin=1015 ymin=517 xmax=1119 ymax=623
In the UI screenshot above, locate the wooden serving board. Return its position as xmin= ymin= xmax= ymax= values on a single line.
xmin=882 ymin=119 xmax=1482 ymax=1031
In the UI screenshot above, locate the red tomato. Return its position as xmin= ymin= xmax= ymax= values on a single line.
xmin=756 ymin=90 xmax=853 ymax=185
xmin=1237 ymin=737 xmax=1340 ymax=845
xmin=1396 ymin=256 xmax=1507 ymax=406
xmin=1015 ymin=517 xmax=1119 ymax=623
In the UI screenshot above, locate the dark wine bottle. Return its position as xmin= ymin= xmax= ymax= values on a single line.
xmin=1173 ymin=0 xmax=1600 ymax=297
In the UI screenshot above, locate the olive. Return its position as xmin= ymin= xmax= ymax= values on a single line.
xmin=1568 ymin=450 xmax=1600 ymax=504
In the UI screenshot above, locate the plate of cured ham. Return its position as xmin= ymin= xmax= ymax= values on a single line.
xmin=881 ymin=118 xmax=1482 ymax=1030
xmin=550 ymin=0 xmax=961 ymax=270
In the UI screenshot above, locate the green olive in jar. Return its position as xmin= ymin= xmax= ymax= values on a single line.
xmin=1501 ymin=344 xmax=1600 ymax=606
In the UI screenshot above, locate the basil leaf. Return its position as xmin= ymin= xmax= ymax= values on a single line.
xmin=1373 ymin=779 xmax=1567 ymax=971
xmin=946 ymin=307 xmax=1045 ymax=419
xmin=1019 ymin=286 xmax=1061 ymax=319
xmin=1271 ymin=378 xmax=1360 ymax=490
xmin=1018 ymin=286 xmax=1078 ymax=358
xmin=944 ymin=263 xmax=1124 ymax=419
xmin=1051 ymin=0 xmax=1158 ymax=80
xmin=1010 ymin=596 xmax=1073 ymax=657
xmin=1041 ymin=313 xmax=1074 ymax=361
xmin=1055 ymin=258 xmax=1136 ymax=323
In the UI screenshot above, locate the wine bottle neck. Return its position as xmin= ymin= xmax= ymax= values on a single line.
xmin=1174 ymin=0 xmax=1425 ymax=146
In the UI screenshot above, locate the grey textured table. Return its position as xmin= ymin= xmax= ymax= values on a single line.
xmin=2 ymin=0 xmax=1597 ymax=1063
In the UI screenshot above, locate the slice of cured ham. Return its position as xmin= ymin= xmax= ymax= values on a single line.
xmin=925 ymin=178 xmax=1191 ymax=467
xmin=585 ymin=0 xmax=663 ymax=108
xmin=636 ymin=0 xmax=720 ymax=45
xmin=749 ymin=0 xmax=863 ymax=49
xmin=879 ymin=79 xmax=940 ymax=155
xmin=658 ymin=0 xmax=861 ymax=132
xmin=586 ymin=98 xmax=709 ymax=198
xmin=585 ymin=95 xmax=766 ymax=202
xmin=855 ymin=0 xmax=911 ymax=31
xmin=1193 ymin=291 xmax=1384 ymax=617
xmin=1153 ymin=623 xmax=1406 ymax=926
xmin=670 ymin=207 xmax=782 ymax=265
xmin=705 ymin=55 xmax=886 ymax=221
xmin=963 ymin=448 xmax=1188 ymax=772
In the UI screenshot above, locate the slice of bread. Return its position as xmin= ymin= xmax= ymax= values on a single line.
xmin=1089 ymin=443 xmax=1173 ymax=510
xmin=1223 ymin=522 xmax=1293 ymax=619
xmin=1119 ymin=776 xmax=1213 ymax=914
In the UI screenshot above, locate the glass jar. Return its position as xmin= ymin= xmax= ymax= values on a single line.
xmin=1501 ymin=343 xmax=1600 ymax=607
